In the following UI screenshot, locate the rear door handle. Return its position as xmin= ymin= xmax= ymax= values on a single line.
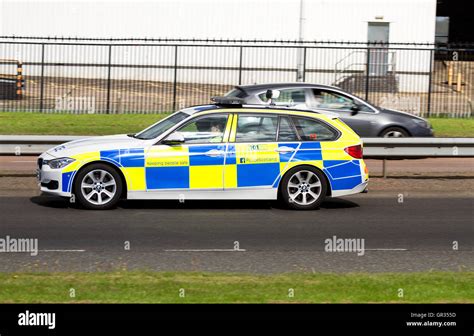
xmin=205 ymin=149 xmax=225 ymax=157
xmin=275 ymin=146 xmax=295 ymax=153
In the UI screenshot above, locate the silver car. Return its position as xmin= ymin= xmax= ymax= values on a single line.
xmin=225 ymin=83 xmax=434 ymax=138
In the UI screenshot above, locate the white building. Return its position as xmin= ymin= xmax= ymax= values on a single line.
xmin=1 ymin=0 xmax=436 ymax=43
xmin=0 ymin=0 xmax=437 ymax=101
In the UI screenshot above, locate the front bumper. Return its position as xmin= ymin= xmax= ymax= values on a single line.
xmin=411 ymin=125 xmax=434 ymax=137
xmin=37 ymin=153 xmax=72 ymax=197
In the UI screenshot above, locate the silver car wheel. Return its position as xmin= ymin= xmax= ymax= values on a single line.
xmin=287 ymin=170 xmax=322 ymax=205
xmin=80 ymin=169 xmax=117 ymax=205
xmin=383 ymin=130 xmax=405 ymax=138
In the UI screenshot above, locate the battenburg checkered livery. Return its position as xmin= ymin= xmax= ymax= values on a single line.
xmin=37 ymin=103 xmax=369 ymax=210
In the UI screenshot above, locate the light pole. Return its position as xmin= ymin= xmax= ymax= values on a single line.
xmin=296 ymin=0 xmax=306 ymax=82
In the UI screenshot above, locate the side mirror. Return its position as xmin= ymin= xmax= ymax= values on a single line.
xmin=162 ymin=132 xmax=185 ymax=145
xmin=271 ymin=89 xmax=280 ymax=99
xmin=350 ymin=103 xmax=361 ymax=115
xmin=265 ymin=89 xmax=273 ymax=100
xmin=265 ymin=89 xmax=280 ymax=105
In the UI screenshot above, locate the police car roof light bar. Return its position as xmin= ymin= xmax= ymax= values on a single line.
xmin=211 ymin=96 xmax=245 ymax=107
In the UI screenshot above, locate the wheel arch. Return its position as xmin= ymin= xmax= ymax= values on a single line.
xmin=71 ymin=160 xmax=128 ymax=199
xmin=277 ymin=163 xmax=332 ymax=197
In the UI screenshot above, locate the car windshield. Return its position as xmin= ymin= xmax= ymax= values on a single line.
xmin=134 ymin=112 xmax=189 ymax=140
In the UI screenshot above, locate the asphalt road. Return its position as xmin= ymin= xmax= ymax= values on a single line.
xmin=0 ymin=192 xmax=472 ymax=273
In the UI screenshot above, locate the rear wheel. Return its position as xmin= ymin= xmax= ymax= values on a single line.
xmin=74 ymin=163 xmax=123 ymax=210
xmin=280 ymin=166 xmax=328 ymax=210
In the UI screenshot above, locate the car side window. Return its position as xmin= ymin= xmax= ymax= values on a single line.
xmin=292 ymin=117 xmax=337 ymax=141
xmin=168 ymin=114 xmax=228 ymax=144
xmin=312 ymin=89 xmax=372 ymax=112
xmin=258 ymin=89 xmax=306 ymax=104
xmin=278 ymin=116 xmax=298 ymax=141
xmin=236 ymin=114 xmax=278 ymax=142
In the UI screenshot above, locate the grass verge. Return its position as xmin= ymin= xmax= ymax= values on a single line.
xmin=0 ymin=112 xmax=473 ymax=137
xmin=0 ymin=271 xmax=472 ymax=303
xmin=0 ymin=112 xmax=169 ymax=136
xmin=429 ymin=117 xmax=474 ymax=137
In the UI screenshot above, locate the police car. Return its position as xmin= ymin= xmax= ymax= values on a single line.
xmin=37 ymin=93 xmax=369 ymax=210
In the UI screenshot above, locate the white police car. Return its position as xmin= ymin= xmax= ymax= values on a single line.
xmin=37 ymin=97 xmax=368 ymax=210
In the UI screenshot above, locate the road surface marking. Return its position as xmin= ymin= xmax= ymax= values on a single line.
xmin=40 ymin=249 xmax=86 ymax=252
xmin=365 ymin=248 xmax=408 ymax=251
xmin=164 ymin=249 xmax=246 ymax=252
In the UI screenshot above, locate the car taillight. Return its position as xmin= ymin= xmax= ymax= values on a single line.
xmin=344 ymin=144 xmax=363 ymax=159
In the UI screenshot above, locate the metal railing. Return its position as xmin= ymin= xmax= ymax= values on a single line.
xmin=1 ymin=136 xmax=473 ymax=178
xmin=0 ymin=37 xmax=473 ymax=117
xmin=1 ymin=135 xmax=473 ymax=157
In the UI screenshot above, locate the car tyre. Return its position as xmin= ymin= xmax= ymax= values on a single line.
xmin=279 ymin=165 xmax=328 ymax=210
xmin=380 ymin=127 xmax=409 ymax=138
xmin=74 ymin=163 xmax=123 ymax=210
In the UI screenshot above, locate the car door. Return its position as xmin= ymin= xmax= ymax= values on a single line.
xmin=307 ymin=88 xmax=377 ymax=137
xmin=225 ymin=113 xmax=282 ymax=189
xmin=145 ymin=113 xmax=231 ymax=191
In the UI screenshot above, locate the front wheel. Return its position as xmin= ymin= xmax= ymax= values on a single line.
xmin=73 ymin=163 xmax=123 ymax=210
xmin=279 ymin=166 xmax=328 ymax=210
xmin=380 ymin=127 xmax=409 ymax=138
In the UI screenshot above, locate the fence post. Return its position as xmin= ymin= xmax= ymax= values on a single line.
xmin=365 ymin=47 xmax=370 ymax=101
xmin=427 ymin=49 xmax=433 ymax=118
xmin=238 ymin=46 xmax=243 ymax=85
xmin=172 ymin=45 xmax=178 ymax=111
xmin=302 ymin=47 xmax=307 ymax=82
xmin=106 ymin=44 xmax=112 ymax=114
xmin=39 ymin=43 xmax=45 ymax=112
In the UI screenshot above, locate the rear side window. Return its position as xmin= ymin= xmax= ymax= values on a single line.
xmin=291 ymin=117 xmax=337 ymax=141
xmin=278 ymin=116 xmax=298 ymax=141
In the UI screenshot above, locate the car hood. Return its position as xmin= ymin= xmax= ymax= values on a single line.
xmin=379 ymin=107 xmax=427 ymax=122
xmin=46 ymin=134 xmax=148 ymax=158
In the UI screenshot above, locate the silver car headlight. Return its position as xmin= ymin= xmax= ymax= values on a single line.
xmin=412 ymin=118 xmax=429 ymax=128
xmin=44 ymin=157 xmax=75 ymax=169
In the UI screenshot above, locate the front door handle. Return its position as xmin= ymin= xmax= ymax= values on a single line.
xmin=275 ymin=146 xmax=295 ymax=153
xmin=205 ymin=149 xmax=225 ymax=157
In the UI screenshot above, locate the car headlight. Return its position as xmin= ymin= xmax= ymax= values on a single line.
xmin=412 ymin=118 xmax=429 ymax=128
xmin=44 ymin=157 xmax=75 ymax=169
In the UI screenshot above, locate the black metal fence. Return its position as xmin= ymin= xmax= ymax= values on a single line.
xmin=1 ymin=37 xmax=473 ymax=117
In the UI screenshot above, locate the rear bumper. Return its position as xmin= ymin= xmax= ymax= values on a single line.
xmin=330 ymin=181 xmax=368 ymax=197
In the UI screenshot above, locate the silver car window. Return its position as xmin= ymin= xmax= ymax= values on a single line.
xmin=311 ymin=89 xmax=373 ymax=112
xmin=258 ymin=89 xmax=306 ymax=104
